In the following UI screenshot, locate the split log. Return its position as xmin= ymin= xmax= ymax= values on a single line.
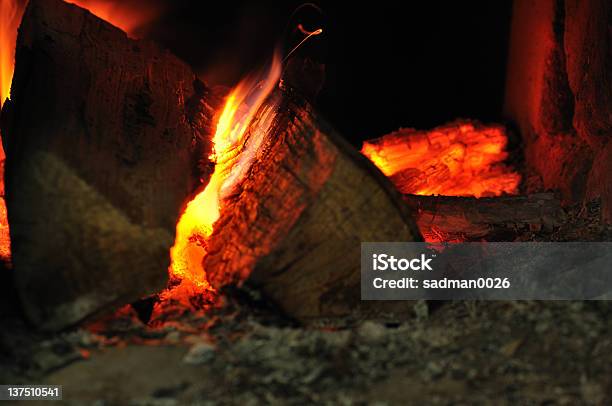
xmin=0 ymin=0 xmax=215 ymax=330
xmin=205 ymin=86 xmax=422 ymax=322
xmin=404 ymin=193 xmax=567 ymax=241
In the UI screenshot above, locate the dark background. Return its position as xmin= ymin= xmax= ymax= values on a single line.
xmin=140 ymin=0 xmax=514 ymax=145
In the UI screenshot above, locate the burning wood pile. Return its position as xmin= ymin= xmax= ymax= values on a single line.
xmin=1 ymin=0 xmax=421 ymax=329
xmin=0 ymin=0 xmax=609 ymax=334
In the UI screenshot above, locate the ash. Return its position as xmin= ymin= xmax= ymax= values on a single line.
xmin=2 ymin=291 xmax=612 ymax=405
xmin=1 ymin=209 xmax=611 ymax=405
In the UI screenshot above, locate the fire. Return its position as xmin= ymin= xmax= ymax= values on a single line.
xmin=167 ymin=55 xmax=282 ymax=297
xmin=0 ymin=0 xmax=160 ymax=264
xmin=0 ymin=0 xmax=25 ymax=108
xmin=1 ymin=0 xmax=154 ymax=109
xmin=66 ymin=0 xmax=160 ymax=38
xmin=362 ymin=121 xmax=521 ymax=198
xmin=0 ymin=0 xmax=26 ymax=264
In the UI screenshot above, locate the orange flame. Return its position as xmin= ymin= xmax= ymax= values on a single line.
xmin=1 ymin=0 xmax=155 ymax=110
xmin=0 ymin=0 xmax=25 ymax=109
xmin=167 ymin=55 xmax=282 ymax=297
xmin=0 ymin=0 xmax=26 ymax=264
xmin=362 ymin=121 xmax=521 ymax=198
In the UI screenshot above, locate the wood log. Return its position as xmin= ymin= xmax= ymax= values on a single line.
xmin=404 ymin=193 xmax=567 ymax=241
xmin=204 ymin=86 xmax=422 ymax=322
xmin=0 ymin=0 xmax=215 ymax=330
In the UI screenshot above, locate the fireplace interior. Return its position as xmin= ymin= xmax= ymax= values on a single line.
xmin=0 ymin=0 xmax=610 ymax=404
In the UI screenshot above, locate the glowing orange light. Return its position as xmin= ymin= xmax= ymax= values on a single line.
xmin=0 ymin=0 xmax=26 ymax=264
xmin=362 ymin=121 xmax=521 ymax=198
xmin=0 ymin=0 xmax=25 ymax=109
xmin=166 ymin=55 xmax=282 ymax=298
xmin=1 ymin=0 xmax=156 ymax=110
xmin=67 ymin=0 xmax=159 ymax=38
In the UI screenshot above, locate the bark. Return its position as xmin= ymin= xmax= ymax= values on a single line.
xmin=404 ymin=193 xmax=567 ymax=241
xmin=0 ymin=0 xmax=215 ymax=330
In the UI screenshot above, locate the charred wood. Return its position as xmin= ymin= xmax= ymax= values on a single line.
xmin=404 ymin=193 xmax=567 ymax=241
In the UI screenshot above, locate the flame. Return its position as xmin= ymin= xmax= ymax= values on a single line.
xmin=0 ymin=0 xmax=25 ymax=265
xmin=166 ymin=54 xmax=282 ymax=297
xmin=1 ymin=0 xmax=154 ymax=110
xmin=362 ymin=121 xmax=521 ymax=198
xmin=0 ymin=0 xmax=25 ymax=108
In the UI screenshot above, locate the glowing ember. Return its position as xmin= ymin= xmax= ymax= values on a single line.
xmin=166 ymin=55 xmax=282 ymax=298
xmin=0 ymin=144 xmax=9 ymax=263
xmin=362 ymin=121 xmax=521 ymax=198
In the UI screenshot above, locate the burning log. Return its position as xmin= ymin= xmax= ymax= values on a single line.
xmin=204 ymin=87 xmax=422 ymax=321
xmin=2 ymin=0 xmax=579 ymax=330
xmin=0 ymin=0 xmax=215 ymax=330
xmin=404 ymin=193 xmax=566 ymax=242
